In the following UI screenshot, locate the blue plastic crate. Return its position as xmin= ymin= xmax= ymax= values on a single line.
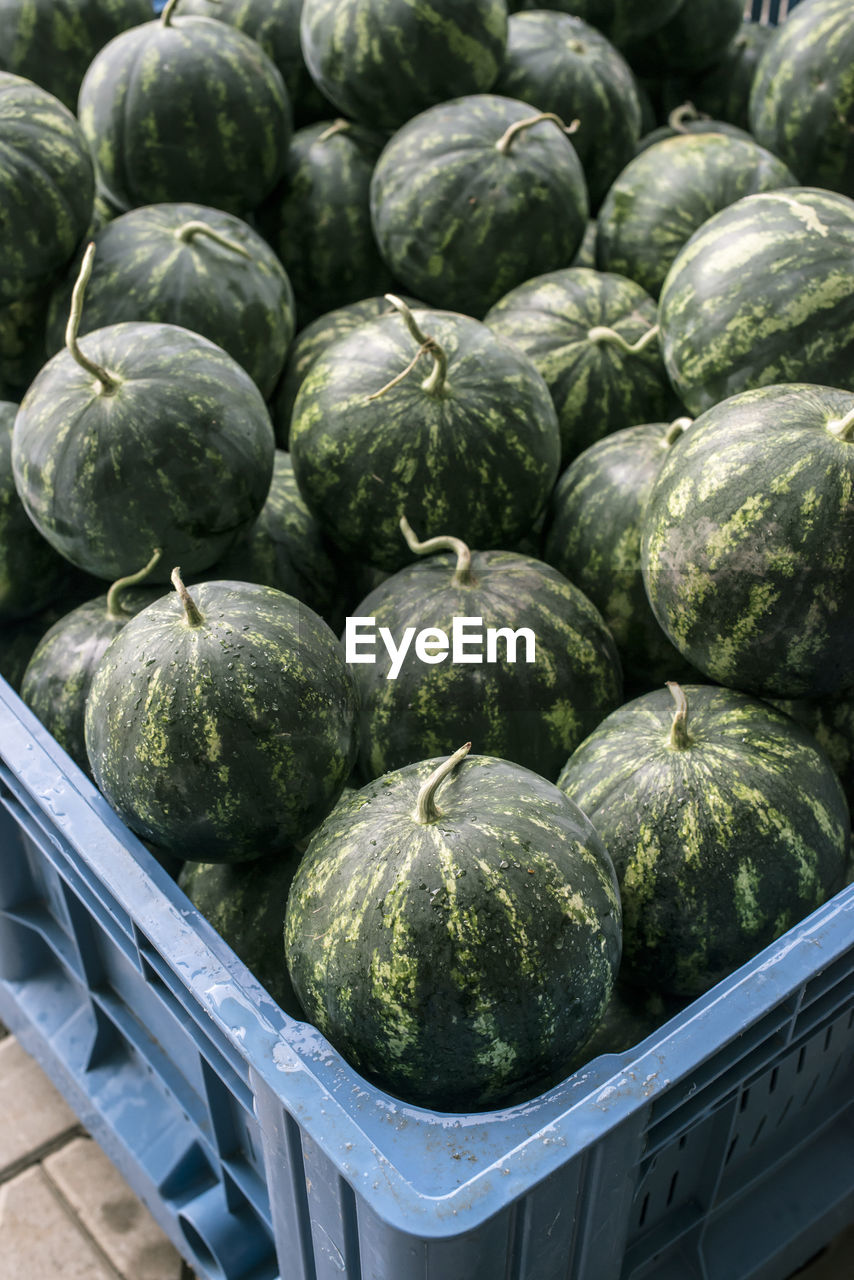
xmin=0 ymin=676 xmax=852 ymax=1280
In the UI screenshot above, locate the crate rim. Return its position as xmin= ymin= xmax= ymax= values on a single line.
xmin=1 ymin=674 xmax=851 ymax=1239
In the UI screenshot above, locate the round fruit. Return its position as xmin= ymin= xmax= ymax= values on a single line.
xmin=621 ymin=0 xmax=744 ymax=76
xmin=285 ymin=743 xmax=622 ymax=1111
xmin=640 ymin=383 xmax=854 ymax=699
xmin=289 ymin=296 xmax=561 ymax=571
xmin=557 ymin=682 xmax=851 ymax=997
xmin=84 ymin=571 xmax=359 ymax=862
xmin=370 ymin=94 xmax=589 ymax=317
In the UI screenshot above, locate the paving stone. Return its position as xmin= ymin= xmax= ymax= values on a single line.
xmin=44 ymin=1136 xmax=187 ymax=1280
xmin=0 ymin=1037 xmax=82 ymax=1180
xmin=0 ymin=1165 xmax=116 ymax=1280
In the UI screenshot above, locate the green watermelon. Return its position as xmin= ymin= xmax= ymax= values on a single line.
xmin=12 ymin=246 xmax=275 ymax=583
xmin=542 ymin=418 xmax=696 ymax=690
xmin=255 ymin=119 xmax=394 ymax=326
xmin=662 ymin=21 xmax=776 ymax=132
xmin=348 ymin=520 xmax=622 ymax=782
xmin=750 ymin=0 xmax=854 ymax=199
xmin=299 ymin=0 xmax=508 ymax=132
xmin=633 ymin=102 xmax=754 ymax=154
xmin=202 ymin=450 xmax=339 ymax=623
xmin=493 ymin=11 xmax=642 ymax=210
xmin=483 ymin=267 xmax=676 ymax=464
xmin=658 ymin=187 xmax=854 ymax=415
xmin=285 ymin=744 xmax=622 ymax=1110
xmin=179 ymin=851 xmax=305 ymax=1017
xmin=19 ymin=550 xmax=164 ymax=774
xmin=172 ymin=0 xmax=331 ymax=125
xmin=370 ymin=95 xmax=589 ymax=318
xmin=289 ymin=297 xmax=561 ymax=572
xmin=44 ymin=203 xmax=295 ymax=400
xmin=640 ymin=383 xmax=854 ymax=699
xmin=557 ymin=682 xmax=851 ymax=997
xmin=622 ymin=0 xmax=744 ymax=77
xmin=596 ymin=132 xmax=797 ymax=299
xmin=84 ymin=571 xmax=359 ymax=862
xmin=0 ymin=73 xmax=94 ymax=306
xmin=773 ymin=692 xmax=854 ymax=815
xmin=0 ymin=0 xmax=151 ymax=111
xmin=77 ymin=3 xmax=292 ymax=216
xmin=505 ymin=0 xmax=682 ymax=49
xmin=0 ymin=287 xmax=53 ymax=397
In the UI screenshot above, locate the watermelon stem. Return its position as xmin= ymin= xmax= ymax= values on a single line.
xmin=171 ymin=567 xmax=205 ymax=628
xmin=316 ymin=119 xmax=352 ymax=143
xmin=667 ymin=102 xmax=708 ymax=132
xmin=367 ymin=295 xmax=448 ymax=399
xmin=587 ymin=324 xmax=660 ymax=355
xmin=414 ymin=742 xmax=472 ymax=824
xmin=399 ymin=515 xmax=473 ymax=585
xmin=827 ymin=406 xmax=854 ymax=441
xmin=666 ymin=681 xmax=692 ymax=749
xmin=160 ymin=0 xmax=181 ymax=24
xmin=664 ymin=417 xmax=692 ymax=446
xmin=495 ymin=112 xmax=580 ymax=155
xmin=65 ymin=242 xmax=121 ymax=395
xmin=106 ymin=547 xmax=163 ymax=620
xmin=175 ymin=221 xmax=251 ymax=259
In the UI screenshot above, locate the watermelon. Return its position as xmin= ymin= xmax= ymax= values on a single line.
xmin=557 ymin=682 xmax=851 ymax=997
xmin=773 ymin=692 xmax=854 ymax=815
xmin=633 ymin=102 xmax=754 ymax=154
xmin=44 ymin=203 xmax=295 ymax=400
xmin=284 ymin=744 xmax=622 ymax=1111
xmin=493 ymin=11 xmax=642 ymax=210
xmin=202 ymin=450 xmax=339 ymax=623
xmin=484 ymin=267 xmax=676 ymax=465
xmin=0 ymin=73 xmax=94 ymax=306
xmin=640 ymin=383 xmax=854 ymax=700
xmin=658 ymin=187 xmax=854 ymax=415
xmin=370 ymin=95 xmax=589 ymax=318
xmin=19 ymin=550 xmax=164 ymax=774
xmin=662 ymin=20 xmax=776 ymax=132
xmin=348 ymin=518 xmax=622 ymax=782
xmin=622 ymin=0 xmax=744 ymax=77
xmin=255 ymin=119 xmax=394 ymax=326
xmin=750 ymin=0 xmax=854 ymax=199
xmin=299 ymin=0 xmax=508 ymax=132
xmin=289 ymin=296 xmax=561 ymax=572
xmin=596 ymin=132 xmax=797 ymax=299
xmin=542 ymin=418 xmax=696 ymax=690
xmin=77 ymin=2 xmax=292 ymax=216
xmin=0 ymin=0 xmax=151 ymax=111
xmin=179 ymin=850 xmax=305 ymax=1017
xmin=84 ymin=571 xmax=359 ymax=862
xmin=12 ymin=245 xmax=275 ymax=583
xmin=0 ymin=288 xmax=53 ymax=403
xmin=505 ymin=0 xmax=683 ymax=50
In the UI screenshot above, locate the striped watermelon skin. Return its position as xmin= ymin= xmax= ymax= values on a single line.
xmin=0 ymin=73 xmax=94 ymax=306
xmin=370 ymin=95 xmax=589 ymax=318
xmin=12 ymin=322 xmax=275 ymax=583
xmin=640 ymin=383 xmax=854 ymax=699
xmin=44 ymin=203 xmax=295 ymax=399
xmin=284 ymin=752 xmax=622 ymax=1111
xmin=596 ymin=132 xmax=796 ymax=300
xmin=203 ymin=450 xmax=339 ymax=623
xmin=179 ymin=851 xmax=306 ymax=1017
xmin=557 ymin=683 xmax=851 ymax=997
xmin=750 ymin=0 xmax=854 ymax=199
xmin=494 ymin=11 xmax=641 ymax=211
xmin=506 ymin=0 xmax=682 ymax=48
xmin=77 ymin=15 xmax=291 ymax=216
xmin=542 ymin=420 xmax=696 ymax=689
xmin=633 ymin=114 xmax=753 ymax=156
xmin=484 ymin=267 xmax=676 ymax=464
xmin=256 ymin=120 xmax=394 ymax=327
xmin=351 ymin=548 xmax=622 ymax=783
xmin=622 ymin=0 xmax=744 ymax=76
xmin=84 ymin=579 xmax=359 ymax=862
xmin=658 ymin=188 xmax=854 ymax=415
xmin=19 ymin=583 xmax=163 ymax=774
xmin=773 ymin=692 xmax=854 ymax=815
xmin=300 ymin=0 xmax=508 ymax=132
xmin=662 ymin=21 xmax=775 ymax=132
xmin=289 ymin=307 xmax=561 ymax=572
xmin=0 ymin=0 xmax=151 ymax=111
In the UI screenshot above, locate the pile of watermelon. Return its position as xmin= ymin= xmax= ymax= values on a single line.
xmin=1 ymin=0 xmax=853 ymax=1112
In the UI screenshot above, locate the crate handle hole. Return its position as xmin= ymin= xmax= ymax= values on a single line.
xmin=180 ymin=1220 xmax=224 ymax=1279
xmin=177 ymin=1184 xmax=276 ymax=1280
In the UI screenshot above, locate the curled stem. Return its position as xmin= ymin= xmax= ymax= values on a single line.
xmin=399 ymin=515 xmax=473 ymax=586
xmin=160 ymin=0 xmax=181 ymax=24
xmin=414 ymin=742 xmax=472 ymax=825
xmin=827 ymin=405 xmax=854 ymax=441
xmin=664 ymin=416 xmax=692 ymax=447
xmin=587 ymin=323 xmax=660 ymax=355
xmin=496 ymin=112 xmax=580 ymax=154
xmin=106 ymin=547 xmax=163 ymax=620
xmin=316 ymin=119 xmax=352 ymax=143
xmin=367 ymin=295 xmax=448 ymax=399
xmin=666 ymin=681 xmax=691 ymax=750
xmin=65 ymin=243 xmax=121 ymax=394
xmin=667 ymin=102 xmax=707 ymax=132
xmin=171 ymin=566 xmax=205 ymax=628
xmin=175 ymin=220 xmax=251 ymax=258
